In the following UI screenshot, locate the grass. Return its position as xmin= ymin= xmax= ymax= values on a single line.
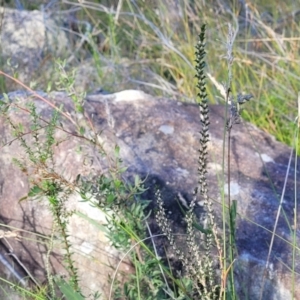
xmin=0 ymin=0 xmax=299 ymax=299
xmin=0 ymin=0 xmax=299 ymax=152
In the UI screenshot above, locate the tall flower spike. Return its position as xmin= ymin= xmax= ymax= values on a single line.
xmin=195 ymin=24 xmax=210 ymax=203
xmin=195 ymin=25 xmax=217 ymax=282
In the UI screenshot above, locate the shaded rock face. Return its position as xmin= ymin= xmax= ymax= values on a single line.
xmin=0 ymin=90 xmax=299 ymax=299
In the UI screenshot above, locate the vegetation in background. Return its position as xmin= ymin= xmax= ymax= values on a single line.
xmin=0 ymin=0 xmax=299 ymax=151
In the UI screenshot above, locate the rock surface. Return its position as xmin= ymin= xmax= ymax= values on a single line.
xmin=0 ymin=7 xmax=69 ymax=90
xmin=0 ymin=89 xmax=299 ymax=299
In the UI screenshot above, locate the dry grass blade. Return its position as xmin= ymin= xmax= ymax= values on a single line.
xmin=259 ymin=142 xmax=295 ymax=300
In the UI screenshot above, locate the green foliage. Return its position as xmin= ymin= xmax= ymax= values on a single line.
xmin=55 ymin=60 xmax=86 ymax=114
xmin=54 ymin=277 xmax=85 ymax=300
xmin=2 ymin=1 xmax=299 ymax=152
xmin=1 ymin=96 xmax=82 ymax=298
xmin=1 ymin=1 xmax=299 ymax=300
xmin=0 ymin=21 xmax=236 ymax=300
xmin=78 ymin=165 xmax=174 ymax=299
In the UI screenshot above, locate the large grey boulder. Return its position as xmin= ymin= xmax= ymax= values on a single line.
xmin=0 ymin=89 xmax=299 ymax=299
xmin=0 ymin=7 xmax=69 ymax=90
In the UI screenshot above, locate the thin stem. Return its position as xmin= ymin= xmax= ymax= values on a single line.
xmin=259 ymin=145 xmax=294 ymax=300
xmin=227 ymin=120 xmax=231 ymax=211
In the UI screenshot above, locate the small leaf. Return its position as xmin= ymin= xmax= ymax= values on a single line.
xmin=114 ymin=145 xmax=120 ymax=156
xmin=54 ymin=277 xmax=84 ymax=300
xmin=79 ymin=126 xmax=85 ymax=135
xmin=119 ymin=167 xmax=127 ymax=173
xmin=76 ymin=104 xmax=84 ymax=114
xmin=229 ymin=199 xmax=237 ymax=242
xmin=134 ymin=175 xmax=140 ymax=187
xmin=28 ymin=185 xmax=43 ymax=197
xmin=75 ymin=174 xmax=81 ymax=184
xmin=114 ymin=179 xmax=122 ymax=189
xmin=18 ymin=195 xmax=28 ymax=202
xmin=107 ymin=193 xmax=115 ymax=203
